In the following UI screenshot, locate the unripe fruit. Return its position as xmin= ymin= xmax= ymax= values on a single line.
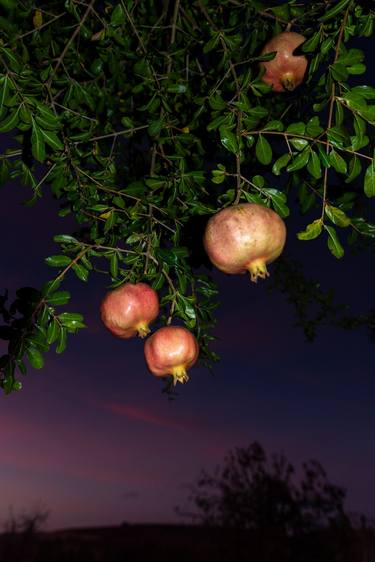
xmin=100 ymin=283 xmax=159 ymax=339
xmin=144 ymin=326 xmax=199 ymax=385
xmin=203 ymin=203 xmax=286 ymax=282
xmin=260 ymin=32 xmax=308 ymax=93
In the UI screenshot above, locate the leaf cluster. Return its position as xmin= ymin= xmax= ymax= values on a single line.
xmin=0 ymin=0 xmax=374 ymax=392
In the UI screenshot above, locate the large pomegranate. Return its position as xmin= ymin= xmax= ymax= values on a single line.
xmin=100 ymin=282 xmax=159 ymax=339
xmin=203 ymin=203 xmax=286 ymax=282
xmin=144 ymin=326 xmax=199 ymax=385
xmin=260 ymin=31 xmax=307 ymax=92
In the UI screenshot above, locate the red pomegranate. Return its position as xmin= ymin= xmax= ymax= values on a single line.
xmin=260 ymin=31 xmax=307 ymax=92
xmin=203 ymin=203 xmax=286 ymax=282
xmin=100 ymin=282 xmax=159 ymax=339
xmin=144 ymin=326 xmax=199 ymax=385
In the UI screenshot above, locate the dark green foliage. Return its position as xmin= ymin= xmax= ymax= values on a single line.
xmin=0 ymin=0 xmax=374 ymax=392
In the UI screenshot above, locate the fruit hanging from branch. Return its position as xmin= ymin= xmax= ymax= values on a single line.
xmin=144 ymin=326 xmax=199 ymax=385
xmin=203 ymin=204 xmax=287 ymax=282
xmin=101 ymin=283 xmax=159 ymax=339
xmin=260 ymin=31 xmax=308 ymax=92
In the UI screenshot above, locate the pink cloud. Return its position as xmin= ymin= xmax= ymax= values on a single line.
xmin=98 ymin=401 xmax=199 ymax=432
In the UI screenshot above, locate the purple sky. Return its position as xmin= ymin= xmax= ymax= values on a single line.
xmin=0 ymin=170 xmax=374 ymax=531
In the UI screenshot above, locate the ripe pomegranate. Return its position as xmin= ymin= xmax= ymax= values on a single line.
xmin=144 ymin=326 xmax=199 ymax=385
xmin=100 ymin=283 xmax=159 ymax=339
xmin=203 ymin=203 xmax=286 ymax=282
xmin=260 ymin=31 xmax=307 ymax=92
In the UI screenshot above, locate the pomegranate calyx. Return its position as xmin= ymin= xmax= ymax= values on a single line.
xmin=281 ymin=72 xmax=297 ymax=91
xmin=248 ymin=260 xmax=269 ymax=283
xmin=171 ymin=365 xmax=189 ymax=385
xmin=136 ymin=321 xmax=151 ymax=338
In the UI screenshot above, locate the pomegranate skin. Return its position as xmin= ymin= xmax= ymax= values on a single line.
xmin=260 ymin=32 xmax=308 ymax=92
xmin=203 ymin=203 xmax=286 ymax=282
xmin=100 ymin=283 xmax=159 ymax=339
xmin=144 ymin=326 xmax=199 ymax=385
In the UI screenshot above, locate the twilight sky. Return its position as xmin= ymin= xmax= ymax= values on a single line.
xmin=1 ymin=33 xmax=375 ymax=530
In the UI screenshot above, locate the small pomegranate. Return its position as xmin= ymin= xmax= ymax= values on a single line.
xmin=101 ymin=282 xmax=159 ymax=339
xmin=203 ymin=203 xmax=286 ymax=282
xmin=260 ymin=31 xmax=308 ymax=92
xmin=144 ymin=326 xmax=199 ymax=385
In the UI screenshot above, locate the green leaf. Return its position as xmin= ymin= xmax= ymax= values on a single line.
xmin=0 ymin=75 xmax=10 ymax=116
xmin=302 ymin=32 xmax=321 ymax=52
xmin=351 ymin=218 xmax=375 ymax=238
xmin=45 ymin=255 xmax=72 ymax=267
xmin=286 ymin=149 xmax=310 ymax=172
xmin=351 ymin=86 xmax=375 ymax=100
xmin=307 ymin=150 xmax=322 ymax=179
xmin=42 ymin=278 xmax=62 ymax=296
xmin=306 ymin=117 xmax=324 ymax=137
xmin=317 ymin=144 xmax=331 ymax=168
xmin=347 ymin=63 xmax=366 ymax=75
xmin=286 ymin=122 xmax=305 ymax=135
xmin=148 ymin=119 xmax=163 ymax=136
xmin=255 ymin=135 xmax=272 ymax=165
xmin=110 ymin=253 xmax=118 ymax=278
xmin=325 ymin=205 xmax=350 ymax=227
xmin=338 ymin=48 xmax=364 ymax=66
xmin=58 ymin=312 xmax=85 ymax=331
xmin=53 ymin=234 xmax=78 ymax=245
xmin=345 ymin=155 xmax=361 ymax=183
xmin=35 ymin=114 xmax=60 ymax=131
xmin=111 ymin=4 xmax=125 ymax=25
xmin=325 ymin=225 xmax=344 ymax=258
xmin=219 ymin=126 xmax=238 ymax=154
xmin=55 ymin=327 xmax=67 ymax=354
xmin=47 ymin=320 xmax=60 ymax=344
xmin=31 ymin=122 xmax=46 ymax=162
xmin=319 ymin=0 xmax=351 ymax=22
xmin=40 ymin=129 xmax=64 ymax=151
xmin=329 ymin=150 xmax=347 ymax=174
xmin=0 ymin=107 xmax=19 ymax=132
xmin=26 ymin=346 xmax=44 ymax=369
xmin=327 ymin=126 xmax=349 ymax=149
xmin=297 ymin=219 xmax=322 ymax=241
xmin=72 ymin=263 xmax=89 ymax=281
xmin=364 ymin=162 xmax=375 ymax=197
xmin=289 ymin=138 xmax=309 ymax=151
xmin=262 ymin=120 xmax=284 ymax=132
xmin=272 ymin=153 xmax=291 ymax=176
xmin=330 ymin=63 xmax=348 ymax=82
xmin=47 ymin=291 xmax=71 ymax=306
xmin=263 ymin=188 xmax=289 ymax=218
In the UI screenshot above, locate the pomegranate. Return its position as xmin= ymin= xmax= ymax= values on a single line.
xmin=260 ymin=31 xmax=308 ymax=92
xmin=100 ymin=282 xmax=159 ymax=339
xmin=144 ymin=326 xmax=199 ymax=385
xmin=203 ymin=203 xmax=286 ymax=282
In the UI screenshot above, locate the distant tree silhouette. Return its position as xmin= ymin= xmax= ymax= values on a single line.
xmin=2 ymin=503 xmax=49 ymax=536
xmin=181 ymin=442 xmax=353 ymax=561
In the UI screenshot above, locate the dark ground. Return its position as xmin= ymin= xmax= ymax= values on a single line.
xmin=1 ymin=523 xmax=375 ymax=562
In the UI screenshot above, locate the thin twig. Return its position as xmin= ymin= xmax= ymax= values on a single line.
xmin=74 ymin=125 xmax=148 ymax=144
xmin=3 ymin=12 xmax=66 ymax=47
xmin=47 ymin=0 xmax=96 ymax=86
xmin=321 ymin=2 xmax=352 ymax=219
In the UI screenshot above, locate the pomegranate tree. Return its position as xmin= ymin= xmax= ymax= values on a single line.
xmin=144 ymin=326 xmax=199 ymax=385
xmin=204 ymin=203 xmax=286 ymax=282
xmin=260 ymin=31 xmax=308 ymax=92
xmin=100 ymin=283 xmax=159 ymax=339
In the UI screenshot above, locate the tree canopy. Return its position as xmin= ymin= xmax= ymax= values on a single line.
xmin=0 ymin=0 xmax=374 ymax=393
